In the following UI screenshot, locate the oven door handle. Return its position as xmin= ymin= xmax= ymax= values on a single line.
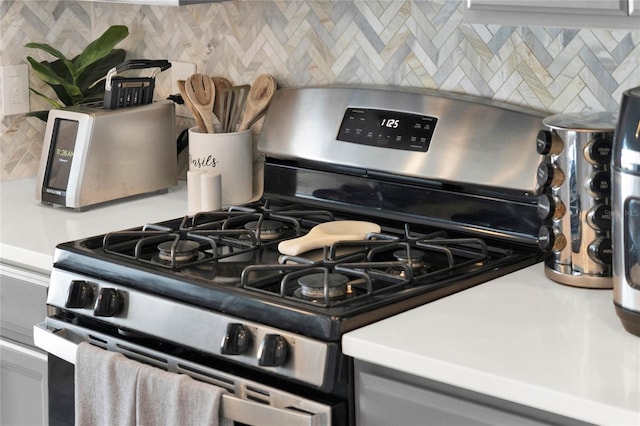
xmin=34 ymin=321 xmax=81 ymax=364
xmin=34 ymin=322 xmax=328 ymax=426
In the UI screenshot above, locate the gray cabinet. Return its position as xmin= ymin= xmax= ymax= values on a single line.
xmin=464 ymin=0 xmax=640 ymax=29
xmin=1 ymin=340 xmax=48 ymax=426
xmin=354 ymin=360 xmax=591 ymax=426
xmin=0 ymin=264 xmax=49 ymax=426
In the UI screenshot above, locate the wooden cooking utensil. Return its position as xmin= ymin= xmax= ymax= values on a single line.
xmin=217 ymin=85 xmax=250 ymax=133
xmin=229 ymin=84 xmax=250 ymax=133
xmin=185 ymin=73 xmax=216 ymax=133
xmin=211 ymin=76 xmax=232 ymax=124
xmin=238 ymin=74 xmax=277 ymax=131
xmin=218 ymin=87 xmax=232 ymax=132
xmin=177 ymin=79 xmax=207 ymax=133
xmin=278 ymin=221 xmax=381 ymax=256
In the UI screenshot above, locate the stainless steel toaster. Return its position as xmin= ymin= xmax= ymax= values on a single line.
xmin=36 ymin=100 xmax=177 ymax=210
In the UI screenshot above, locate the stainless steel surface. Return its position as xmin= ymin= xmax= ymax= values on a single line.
xmin=34 ymin=320 xmax=331 ymax=426
xmin=542 ymin=112 xmax=618 ymax=131
xmin=613 ymin=86 xmax=640 ymax=336
xmin=46 ymin=268 xmax=330 ymax=387
xmin=35 ymin=100 xmax=177 ymax=210
xmin=35 ymin=86 xmax=548 ymax=425
xmin=612 ymin=170 xmax=640 ymax=310
xmin=541 ymin=112 xmax=617 ymax=289
xmin=258 ymin=86 xmax=545 ymax=194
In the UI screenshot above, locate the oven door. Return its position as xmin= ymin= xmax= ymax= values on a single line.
xmin=34 ymin=317 xmax=338 ymax=426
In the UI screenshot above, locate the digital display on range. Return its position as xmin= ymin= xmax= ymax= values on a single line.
xmin=45 ymin=118 xmax=78 ymax=191
xmin=337 ymin=108 xmax=437 ymax=152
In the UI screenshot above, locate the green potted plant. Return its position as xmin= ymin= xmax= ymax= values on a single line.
xmin=25 ymin=25 xmax=129 ymax=121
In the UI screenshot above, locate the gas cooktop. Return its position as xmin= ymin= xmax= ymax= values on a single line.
xmin=54 ymin=192 xmax=541 ymax=342
xmin=41 ymin=87 xmax=549 ymax=423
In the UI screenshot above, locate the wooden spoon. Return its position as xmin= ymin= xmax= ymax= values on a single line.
xmin=185 ymin=73 xmax=216 ymax=133
xmin=177 ymin=79 xmax=207 ymax=133
xmin=278 ymin=221 xmax=381 ymax=256
xmin=211 ymin=76 xmax=231 ymax=124
xmin=238 ymin=74 xmax=277 ymax=131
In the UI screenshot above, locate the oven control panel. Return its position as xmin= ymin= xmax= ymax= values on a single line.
xmin=46 ymin=268 xmax=332 ymax=388
xmin=337 ymin=107 xmax=437 ymax=152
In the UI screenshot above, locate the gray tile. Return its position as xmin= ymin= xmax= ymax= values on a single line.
xmin=1 ymin=0 xmax=638 ymax=180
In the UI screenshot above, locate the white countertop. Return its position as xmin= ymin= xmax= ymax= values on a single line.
xmin=343 ymin=264 xmax=640 ymax=425
xmin=0 ymin=177 xmax=189 ymax=273
xmin=3 ymin=177 xmax=639 ymax=424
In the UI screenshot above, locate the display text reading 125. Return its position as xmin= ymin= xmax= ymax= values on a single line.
xmin=380 ymin=118 xmax=399 ymax=128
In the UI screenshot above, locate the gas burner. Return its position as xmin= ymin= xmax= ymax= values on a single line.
xmin=385 ymin=249 xmax=430 ymax=278
xmin=393 ymin=249 xmax=429 ymax=269
xmin=244 ymin=220 xmax=284 ymax=241
xmin=295 ymin=272 xmax=350 ymax=300
xmin=157 ymin=240 xmax=201 ymax=263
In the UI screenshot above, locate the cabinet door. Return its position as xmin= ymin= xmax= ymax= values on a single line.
xmin=0 ymin=264 xmax=48 ymax=347
xmin=464 ymin=0 xmax=640 ymax=29
xmin=356 ymin=370 xmax=546 ymax=425
xmin=1 ymin=339 xmax=48 ymax=426
xmin=469 ymin=0 xmax=630 ymax=15
xmin=354 ymin=361 xmax=588 ymax=426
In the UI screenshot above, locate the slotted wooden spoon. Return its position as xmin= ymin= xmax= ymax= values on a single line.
xmin=185 ymin=73 xmax=216 ymax=133
xmin=238 ymin=74 xmax=277 ymax=131
xmin=177 ymin=79 xmax=207 ymax=133
xmin=211 ymin=76 xmax=232 ymax=124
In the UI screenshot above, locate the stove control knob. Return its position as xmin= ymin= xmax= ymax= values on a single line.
xmin=538 ymin=226 xmax=567 ymax=252
xmin=94 ymin=288 xmax=123 ymax=317
xmin=258 ymin=334 xmax=289 ymax=367
xmin=536 ymin=130 xmax=563 ymax=155
xmin=221 ymin=323 xmax=252 ymax=355
xmin=65 ymin=280 xmax=94 ymax=308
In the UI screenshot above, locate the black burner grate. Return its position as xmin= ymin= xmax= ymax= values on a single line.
xmin=101 ymin=199 xmax=339 ymax=270
xmin=238 ymin=225 xmax=506 ymax=308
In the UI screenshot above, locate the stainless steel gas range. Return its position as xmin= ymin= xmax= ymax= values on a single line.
xmin=35 ymin=86 xmax=548 ymax=425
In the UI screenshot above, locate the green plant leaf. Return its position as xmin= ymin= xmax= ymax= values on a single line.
xmin=76 ymin=49 xmax=126 ymax=93
xmin=46 ymin=58 xmax=73 ymax=82
xmin=28 ymin=87 xmax=64 ymax=109
xmin=24 ymin=42 xmax=75 ymax=74
xmin=35 ymin=58 xmax=77 ymax=106
xmin=49 ymin=84 xmax=76 ymax=106
xmin=74 ymin=25 xmax=129 ymax=76
xmin=26 ymin=57 xmax=73 ymax=86
xmin=26 ymin=110 xmax=51 ymax=122
xmin=25 ymin=24 xmax=129 ymax=113
xmin=27 ymin=57 xmax=83 ymax=101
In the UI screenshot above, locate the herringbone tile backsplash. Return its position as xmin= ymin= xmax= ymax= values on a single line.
xmin=1 ymin=0 xmax=639 ymax=181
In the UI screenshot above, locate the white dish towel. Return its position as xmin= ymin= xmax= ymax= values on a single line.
xmin=75 ymin=342 xmax=227 ymax=426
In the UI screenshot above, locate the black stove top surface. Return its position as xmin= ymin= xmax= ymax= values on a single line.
xmin=53 ymin=197 xmax=544 ymax=341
